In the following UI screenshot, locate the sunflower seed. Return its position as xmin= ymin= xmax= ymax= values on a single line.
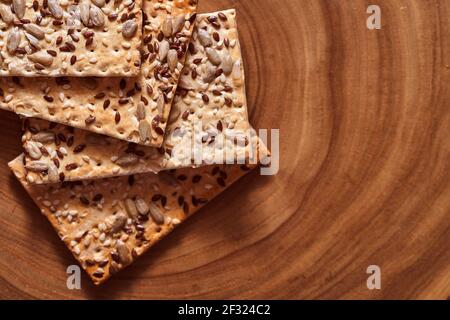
xmin=23 ymin=23 xmax=45 ymax=40
xmin=167 ymin=49 xmax=178 ymax=72
xmin=33 ymin=131 xmax=55 ymax=143
xmin=162 ymin=17 xmax=172 ymax=38
xmin=28 ymin=51 xmax=54 ymax=66
xmin=122 ymin=19 xmax=137 ymax=38
xmin=89 ymin=5 xmax=105 ymax=27
xmin=91 ymin=0 xmax=105 ymax=7
xmin=80 ymin=1 xmax=91 ymax=27
xmin=47 ymin=162 xmax=59 ymax=183
xmin=24 ymin=141 xmax=42 ymax=160
xmin=25 ymin=162 xmax=49 ymax=172
xmin=115 ymin=153 xmax=139 ymax=167
xmin=198 ymin=29 xmax=212 ymax=47
xmin=116 ymin=240 xmax=131 ymax=265
xmin=136 ymin=101 xmax=146 ymax=120
xmin=134 ymin=197 xmax=149 ymax=215
xmin=0 ymin=4 xmax=14 ymax=24
xmin=48 ymin=0 xmax=64 ymax=19
xmin=202 ymin=65 xmax=216 ymax=83
xmin=206 ymin=47 xmax=221 ymax=66
xmin=172 ymin=15 xmax=185 ymax=35
xmin=222 ymin=54 xmax=233 ymax=75
xmin=158 ymin=40 xmax=170 ymax=61
xmin=138 ymin=120 xmax=151 ymax=142
xmin=12 ymin=0 xmax=25 ymax=19
xmin=149 ymin=203 xmax=165 ymax=225
xmin=7 ymin=28 xmax=21 ymax=53
xmin=25 ymin=33 xmax=41 ymax=49
xmin=232 ymin=59 xmax=242 ymax=80
xmin=156 ymin=95 xmax=165 ymax=116
xmin=124 ymin=198 xmax=138 ymax=218
xmin=110 ymin=211 xmax=127 ymax=234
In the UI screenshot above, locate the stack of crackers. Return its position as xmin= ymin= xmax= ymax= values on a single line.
xmin=0 ymin=0 xmax=269 ymax=285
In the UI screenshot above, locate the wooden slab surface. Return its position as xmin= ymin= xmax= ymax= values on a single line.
xmin=0 ymin=0 xmax=449 ymax=299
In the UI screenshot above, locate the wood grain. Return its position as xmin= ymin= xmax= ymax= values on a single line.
xmin=0 ymin=0 xmax=449 ymax=299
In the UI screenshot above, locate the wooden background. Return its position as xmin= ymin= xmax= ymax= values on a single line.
xmin=1 ymin=0 xmax=449 ymax=299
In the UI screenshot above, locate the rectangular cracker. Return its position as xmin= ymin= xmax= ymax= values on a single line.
xmin=9 ymin=153 xmax=264 ymax=285
xmin=164 ymin=9 xmax=251 ymax=168
xmin=140 ymin=0 xmax=199 ymax=146
xmin=0 ymin=0 xmax=142 ymax=77
xmin=21 ymin=9 xmax=255 ymax=184
xmin=22 ymin=117 xmax=265 ymax=183
xmin=0 ymin=0 xmax=198 ymax=147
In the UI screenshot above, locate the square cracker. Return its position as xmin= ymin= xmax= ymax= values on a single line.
xmin=9 ymin=152 xmax=266 ymax=285
xmin=21 ymin=9 xmax=255 ymax=184
xmin=0 ymin=0 xmax=198 ymax=147
xmin=0 ymin=0 xmax=142 ymax=77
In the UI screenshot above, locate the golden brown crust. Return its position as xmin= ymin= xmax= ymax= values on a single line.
xmin=0 ymin=0 xmax=142 ymax=77
xmin=9 ymin=154 xmax=260 ymax=284
xmin=141 ymin=0 xmax=199 ymax=146
xmin=21 ymin=117 xmax=268 ymax=184
xmin=0 ymin=0 xmax=199 ymax=147
xmin=164 ymin=10 xmax=251 ymax=168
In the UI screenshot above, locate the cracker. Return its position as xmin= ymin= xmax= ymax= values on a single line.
xmin=165 ymin=9 xmax=251 ymax=168
xmin=0 ymin=0 xmax=198 ymax=147
xmin=22 ymin=117 xmax=162 ymax=183
xmin=140 ymin=0 xmax=199 ymax=146
xmin=0 ymin=0 xmax=142 ymax=77
xmin=9 ymin=153 xmax=263 ymax=285
xmin=21 ymin=9 xmax=255 ymax=184
xmin=21 ymin=117 xmax=266 ymax=183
